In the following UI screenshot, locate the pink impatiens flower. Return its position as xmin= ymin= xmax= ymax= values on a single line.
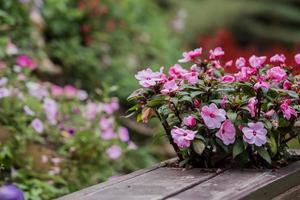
xmin=249 ymin=55 xmax=267 ymax=69
xmin=242 ymin=122 xmax=267 ymax=146
xmin=270 ymin=54 xmax=286 ymax=64
xmin=183 ymin=116 xmax=197 ymax=127
xmin=161 ymin=80 xmax=179 ymax=94
xmin=16 ymin=55 xmax=37 ymax=70
xmin=220 ymin=75 xmax=235 ymax=83
xmin=235 ymin=57 xmax=246 ymax=68
xmin=266 ymin=67 xmax=287 ymax=82
xmin=106 ymin=145 xmax=122 ymax=160
xmin=171 ymin=127 xmax=197 ymax=148
xmin=209 ymin=47 xmax=225 ymax=60
xmin=254 ymin=77 xmax=269 ymax=90
xmin=118 ymin=127 xmax=130 ymax=142
xmin=247 ymin=97 xmax=257 ymax=118
xmin=135 ymin=68 xmax=165 ymax=88
xmin=294 ymin=54 xmax=300 ymax=65
xmin=64 ymin=85 xmax=77 ymax=98
xmin=169 ymin=64 xmax=187 ymax=79
xmin=283 ymin=80 xmax=291 ymax=90
xmin=216 ymin=119 xmax=236 ymax=145
xmin=51 ymin=85 xmax=64 ymax=96
xmin=184 ymin=71 xmax=199 ymax=85
xmin=200 ymin=103 xmax=226 ymax=129
xmin=221 ymin=96 xmax=228 ymax=109
xmin=280 ymin=101 xmax=297 ymax=120
xmin=31 ymin=118 xmax=44 ymax=133
xmin=178 ymin=48 xmax=202 ymax=63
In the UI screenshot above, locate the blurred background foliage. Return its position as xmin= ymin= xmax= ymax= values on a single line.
xmin=1 ymin=0 xmax=300 ymax=199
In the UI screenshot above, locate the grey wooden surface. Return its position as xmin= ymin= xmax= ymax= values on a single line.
xmin=58 ymin=156 xmax=300 ymax=200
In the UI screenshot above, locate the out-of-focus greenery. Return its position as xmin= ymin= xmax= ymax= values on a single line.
xmin=0 ymin=49 xmax=157 ymax=199
xmin=42 ymin=0 xmax=181 ymax=100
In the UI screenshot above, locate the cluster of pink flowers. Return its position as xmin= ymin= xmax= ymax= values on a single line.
xmin=131 ymin=46 xmax=300 ymax=166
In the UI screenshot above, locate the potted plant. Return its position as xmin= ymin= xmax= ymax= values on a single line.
xmin=128 ymin=47 xmax=300 ymax=168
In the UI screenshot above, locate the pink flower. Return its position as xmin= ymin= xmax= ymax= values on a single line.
xmin=235 ymin=57 xmax=246 ymax=68
xmin=106 ymin=145 xmax=122 ymax=159
xmin=43 ymin=98 xmax=58 ymax=125
xmin=84 ymin=102 xmax=99 ymax=120
xmin=135 ymin=68 xmax=165 ymax=87
xmin=294 ymin=54 xmax=300 ymax=65
xmin=209 ymin=47 xmax=224 ymax=60
xmin=225 ymin=60 xmax=233 ymax=67
xmin=16 ymin=55 xmax=37 ymax=69
xmin=221 ymin=96 xmax=228 ymax=109
xmin=249 ymin=55 xmax=267 ymax=68
xmin=242 ymin=122 xmax=267 ymax=146
xmin=101 ymin=128 xmax=116 ymax=140
xmin=31 ymin=118 xmax=44 ymax=133
xmin=254 ymin=77 xmax=269 ymax=90
xmin=77 ymin=90 xmax=88 ymax=101
xmin=193 ymin=99 xmax=200 ymax=108
xmin=178 ymin=48 xmax=202 ymax=63
xmin=161 ymin=80 xmax=179 ymax=94
xmin=264 ymin=109 xmax=275 ymax=118
xmin=103 ymin=98 xmax=119 ymax=114
xmin=200 ymin=103 xmax=226 ymax=129
xmin=235 ymin=67 xmax=257 ymax=81
xmin=183 ymin=116 xmax=197 ymax=127
xmin=51 ymin=85 xmax=64 ymax=96
xmin=118 ymin=127 xmax=130 ymax=142
xmin=270 ymin=54 xmax=286 ymax=63
xmin=216 ymin=119 xmax=236 ymax=145
xmin=247 ymin=97 xmax=257 ymax=118
xmin=266 ymin=67 xmax=287 ymax=82
xmin=169 ymin=64 xmax=187 ymax=79
xmin=64 ymin=85 xmax=77 ymax=98
xmin=99 ymin=117 xmax=113 ymax=130
xmin=171 ymin=127 xmax=196 ymax=148
xmin=280 ymin=101 xmax=297 ymax=120
xmin=184 ymin=71 xmax=199 ymax=85
xmin=220 ymin=75 xmax=235 ymax=83
xmin=0 ymin=88 xmax=10 ymax=98
xmin=283 ymin=80 xmax=291 ymax=90
xmin=24 ymin=105 xmax=35 ymax=116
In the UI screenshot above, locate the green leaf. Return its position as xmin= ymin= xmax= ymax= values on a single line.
xmin=257 ymin=147 xmax=272 ymax=164
xmin=233 ymin=140 xmax=244 ymax=158
xmin=146 ymin=95 xmax=166 ymax=107
xmin=192 ymin=140 xmax=205 ymax=155
xmin=227 ymin=110 xmax=237 ymax=122
xmin=179 ymin=157 xmax=190 ymax=167
xmin=267 ymin=135 xmax=277 ymax=157
xmin=127 ymin=88 xmax=148 ymax=101
xmin=190 ymin=91 xmax=204 ymax=98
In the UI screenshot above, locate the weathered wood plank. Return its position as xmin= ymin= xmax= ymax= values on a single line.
xmin=168 ymin=161 xmax=300 ymax=200
xmin=58 ymin=166 xmax=223 ymax=200
xmin=272 ymin=184 xmax=300 ymax=200
xmin=57 ymin=158 xmax=177 ymax=200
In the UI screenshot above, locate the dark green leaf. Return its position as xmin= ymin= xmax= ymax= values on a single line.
xmin=257 ymin=147 xmax=272 ymax=164
xmin=192 ymin=140 xmax=205 ymax=155
xmin=233 ymin=140 xmax=244 ymax=158
xmin=227 ymin=110 xmax=237 ymax=122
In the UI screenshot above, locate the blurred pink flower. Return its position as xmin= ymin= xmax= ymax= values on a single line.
xmin=0 ymin=77 xmax=7 ymax=86
xmin=184 ymin=71 xmax=199 ymax=85
xmin=280 ymin=101 xmax=297 ymax=120
xmin=264 ymin=109 xmax=275 ymax=118
xmin=135 ymin=68 xmax=165 ymax=88
xmin=294 ymin=54 xmax=300 ymax=65
xmin=283 ymin=80 xmax=291 ymax=90
xmin=161 ymin=80 xmax=179 ymax=94
xmin=242 ymin=122 xmax=267 ymax=146
xmin=249 ymin=55 xmax=266 ymax=68
xmin=266 ymin=67 xmax=287 ymax=82
xmin=209 ymin=47 xmax=224 ymax=60
xmin=31 ymin=118 xmax=44 ymax=133
xmin=235 ymin=57 xmax=246 ymax=68
xmin=270 ymin=54 xmax=286 ymax=63
xmin=43 ymin=98 xmax=58 ymax=125
xmin=101 ymin=128 xmax=116 ymax=140
xmin=247 ymin=97 xmax=257 ymax=118
xmin=99 ymin=117 xmax=113 ymax=130
xmin=64 ymin=85 xmax=77 ymax=98
xmin=254 ymin=77 xmax=269 ymax=90
xmin=216 ymin=119 xmax=236 ymax=145
xmin=106 ymin=145 xmax=122 ymax=159
xmin=220 ymin=75 xmax=235 ymax=83
xmin=103 ymin=98 xmax=119 ymax=114
xmin=16 ymin=55 xmax=37 ymax=69
xmin=24 ymin=105 xmax=35 ymax=116
xmin=200 ymin=103 xmax=226 ymax=129
xmin=77 ymin=90 xmax=88 ymax=101
xmin=51 ymin=85 xmax=64 ymax=96
xmin=84 ymin=102 xmax=99 ymax=120
xmin=183 ymin=116 xmax=197 ymax=127
xmin=118 ymin=127 xmax=130 ymax=142
xmin=0 ymin=88 xmax=10 ymax=98
xmin=171 ymin=127 xmax=196 ymax=148
xmin=178 ymin=48 xmax=202 ymax=63
xmin=169 ymin=64 xmax=187 ymax=79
